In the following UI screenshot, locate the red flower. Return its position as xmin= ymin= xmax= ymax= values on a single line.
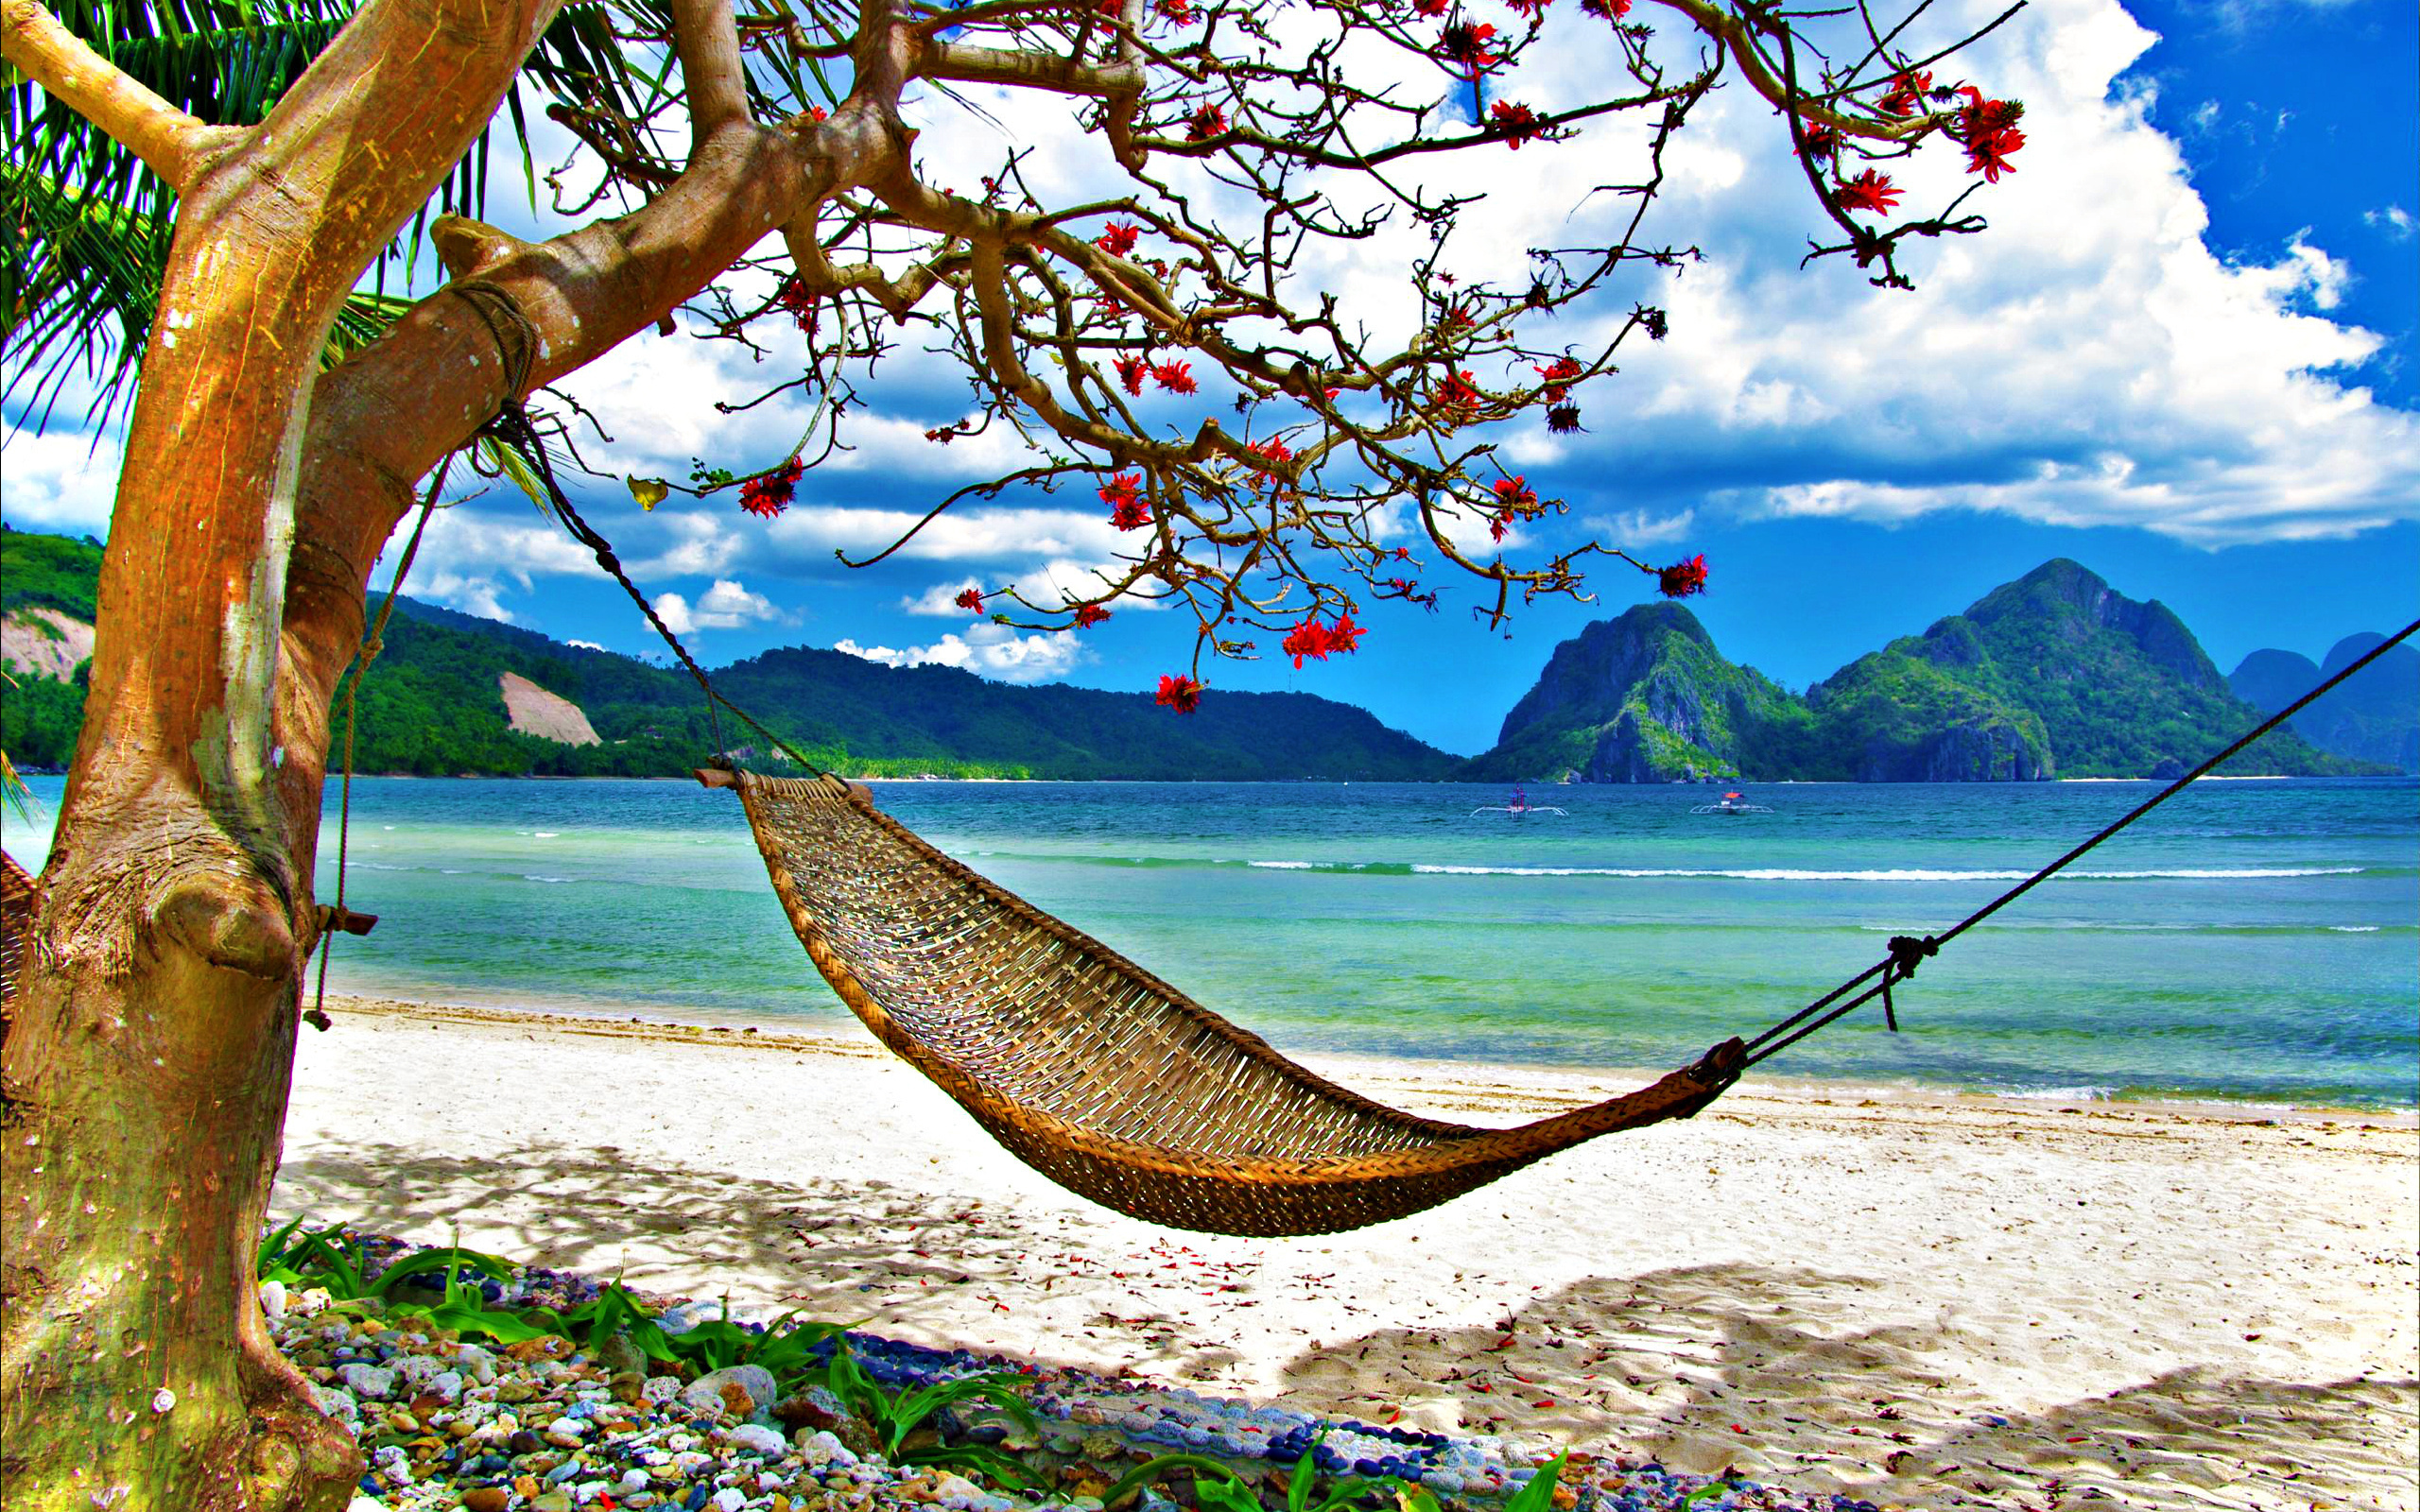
xmin=1322 ymin=613 xmax=1365 ymax=655
xmin=1156 ymin=674 xmax=1203 ymax=713
xmin=1096 ymin=221 xmax=1141 ymax=256
xmin=1151 ymin=360 xmax=1198 ymax=394
xmin=738 ymin=455 xmax=804 ymax=518
xmin=1114 ymin=355 xmax=1149 ymax=395
xmin=1413 ymin=0 xmax=1447 ymax=15
xmin=1493 ymin=475 xmax=1539 ymax=513
xmin=1436 ymin=369 xmax=1484 ymax=421
xmin=1154 ymin=0 xmax=1198 ymax=20
xmin=1250 ymin=436 xmax=1293 ymax=465
xmin=1489 ymin=101 xmax=1544 ymax=149
xmin=1878 ymin=68 xmax=1933 ymax=118
xmin=1490 ymin=512 xmax=1511 ymax=543
xmin=1283 ymin=615 xmax=1332 ymax=668
xmin=1439 ymin=21 xmax=1499 ymax=74
xmin=1532 ymin=354 xmax=1583 ymax=403
xmin=1656 ymin=554 xmax=1708 ymax=598
xmin=1392 ymin=546 xmax=1413 ymax=560
xmin=1578 ymin=0 xmax=1631 ymax=18
xmin=1965 ymin=126 xmax=2024 ymax=181
xmin=1101 ymin=473 xmax=1152 ymax=530
xmin=775 ymin=280 xmax=819 ymax=334
xmin=1187 ymin=103 xmax=1226 ymax=141
xmin=1547 ymin=404 xmax=1582 ymax=433
xmin=955 ymin=587 xmax=987 ymax=613
xmin=1801 ymin=123 xmax=1840 ymax=161
xmin=1506 ymin=0 xmax=1549 ymax=16
xmin=1834 ymin=169 xmax=1901 ymax=216
xmin=1074 ymin=602 xmax=1112 ymax=627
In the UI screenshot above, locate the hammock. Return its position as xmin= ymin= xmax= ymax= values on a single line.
xmin=713 ymin=769 xmax=1744 ymax=1236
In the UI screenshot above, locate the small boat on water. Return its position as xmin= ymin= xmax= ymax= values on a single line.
xmin=1690 ymin=790 xmax=1773 ymax=816
xmin=1471 ymin=785 xmax=1567 ymax=818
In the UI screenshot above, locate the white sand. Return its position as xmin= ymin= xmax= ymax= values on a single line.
xmin=280 ymin=998 xmax=2419 ymax=1512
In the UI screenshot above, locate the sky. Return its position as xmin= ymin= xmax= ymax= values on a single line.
xmin=4 ymin=0 xmax=2415 ymax=756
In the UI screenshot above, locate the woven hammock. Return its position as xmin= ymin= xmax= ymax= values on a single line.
xmin=717 ymin=770 xmax=1744 ymax=1237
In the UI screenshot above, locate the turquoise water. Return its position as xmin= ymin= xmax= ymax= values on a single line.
xmin=9 ymin=775 xmax=2415 ymax=1108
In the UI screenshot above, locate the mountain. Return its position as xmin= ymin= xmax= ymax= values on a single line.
xmin=1460 ymin=603 xmax=1810 ymax=782
xmin=2230 ymin=634 xmax=2420 ymax=774
xmin=1463 ymin=558 xmax=2367 ymax=782
xmin=0 ymin=524 xmax=1456 ymax=782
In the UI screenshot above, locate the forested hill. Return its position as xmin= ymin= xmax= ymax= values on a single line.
xmin=0 ymin=525 xmax=1454 ymax=781
xmin=1463 ymin=559 xmax=2375 ymax=782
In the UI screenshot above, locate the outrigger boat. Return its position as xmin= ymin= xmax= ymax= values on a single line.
xmin=1471 ymin=785 xmax=1567 ymax=818
xmin=1690 ymin=790 xmax=1773 ymax=816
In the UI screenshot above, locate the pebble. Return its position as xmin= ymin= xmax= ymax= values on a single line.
xmin=270 ymin=1228 xmax=1858 ymax=1512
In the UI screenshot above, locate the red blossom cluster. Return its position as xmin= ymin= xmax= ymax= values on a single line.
xmin=1438 ymin=21 xmax=1499 ymax=74
xmin=1435 ymin=369 xmax=1484 ymax=422
xmin=1155 ymin=674 xmax=1204 ymax=713
xmin=1878 ymin=68 xmax=1933 ymax=118
xmin=1657 ymin=554 xmax=1709 ymax=598
xmin=1835 ymin=168 xmax=1902 ymax=216
xmin=1413 ymin=0 xmax=1446 ymax=16
xmin=738 ymin=455 xmax=804 ymax=518
xmin=1101 ymin=472 xmax=1152 ymax=530
xmin=955 ymin=586 xmax=988 ymax=613
xmin=1533 ymin=354 xmax=1583 ymax=402
xmin=1489 ymin=100 xmax=1544 ymax=149
xmin=1578 ymin=0 xmax=1631 ymax=19
xmin=1187 ymin=103 xmax=1226 ymax=141
xmin=1547 ymin=404 xmax=1583 ymax=433
xmin=1096 ymin=221 xmax=1141 ymax=256
xmin=1250 ymin=436 xmax=1293 ymax=468
xmin=775 ymin=280 xmax=818 ymax=335
xmin=1953 ymin=87 xmax=2027 ymax=181
xmin=1154 ymin=0 xmax=1198 ymax=21
xmin=1115 ymin=354 xmax=1149 ymax=395
xmin=1491 ymin=475 xmax=1540 ymax=544
xmin=922 ymin=424 xmax=959 ymax=444
xmin=1801 ymin=123 xmax=1840 ymax=161
xmin=1281 ymin=612 xmax=1367 ymax=668
xmin=1073 ymin=603 xmax=1112 ymax=627
xmin=1151 ymin=359 xmax=1198 ymax=394
xmin=1506 ymin=0 xmax=1549 ymax=17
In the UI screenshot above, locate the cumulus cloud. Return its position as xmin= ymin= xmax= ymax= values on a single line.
xmin=0 ymin=426 xmax=123 ymax=534
xmin=2365 ymin=205 xmax=2416 ymax=241
xmin=652 ymin=578 xmax=792 ymax=634
xmin=834 ymin=622 xmax=1087 ymax=683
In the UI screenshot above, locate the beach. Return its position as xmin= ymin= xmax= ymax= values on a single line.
xmin=283 ymin=995 xmax=2420 ymax=1512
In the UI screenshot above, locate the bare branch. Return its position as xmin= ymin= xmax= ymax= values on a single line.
xmin=0 ymin=0 xmax=240 ymax=186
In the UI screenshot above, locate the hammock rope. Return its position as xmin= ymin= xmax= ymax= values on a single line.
xmin=449 ymin=281 xmax=2420 ymax=1235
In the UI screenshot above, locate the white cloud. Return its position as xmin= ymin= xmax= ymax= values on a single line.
xmin=902 ymin=577 xmax=988 ymax=616
xmin=2365 ymin=205 xmax=2416 ymax=241
xmin=1586 ymin=507 xmax=1700 ymax=548
xmin=653 ymin=577 xmax=791 ymax=634
xmin=0 ymin=426 xmax=123 ymax=535
xmin=834 ymin=621 xmax=1087 ymax=683
xmin=566 ymin=639 xmax=606 ymax=650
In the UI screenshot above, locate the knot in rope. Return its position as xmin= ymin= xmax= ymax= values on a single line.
xmin=1886 ymin=934 xmax=1938 ymax=982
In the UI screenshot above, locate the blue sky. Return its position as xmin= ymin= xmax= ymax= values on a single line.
xmin=5 ymin=0 xmax=2415 ymax=757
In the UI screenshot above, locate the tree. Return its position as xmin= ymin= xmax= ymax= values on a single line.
xmin=0 ymin=0 xmax=2027 ymax=1501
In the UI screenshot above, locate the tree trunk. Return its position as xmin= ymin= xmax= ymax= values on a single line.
xmin=0 ymin=0 xmax=562 ymax=1503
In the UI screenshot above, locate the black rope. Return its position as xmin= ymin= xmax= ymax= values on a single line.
xmin=472 ymin=394 xmax=831 ymax=780
xmin=1736 ymin=614 xmax=2420 ymax=1070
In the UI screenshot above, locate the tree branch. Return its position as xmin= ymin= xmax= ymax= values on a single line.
xmin=0 ymin=0 xmax=238 ymax=186
xmin=671 ymin=0 xmax=752 ymax=146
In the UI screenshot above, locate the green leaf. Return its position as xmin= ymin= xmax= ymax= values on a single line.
xmin=1502 ymin=1457 xmax=1567 ymax=1512
xmin=900 ymin=1444 xmax=1048 ymax=1492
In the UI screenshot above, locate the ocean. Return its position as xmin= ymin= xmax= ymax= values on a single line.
xmin=8 ymin=775 xmax=2415 ymax=1108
